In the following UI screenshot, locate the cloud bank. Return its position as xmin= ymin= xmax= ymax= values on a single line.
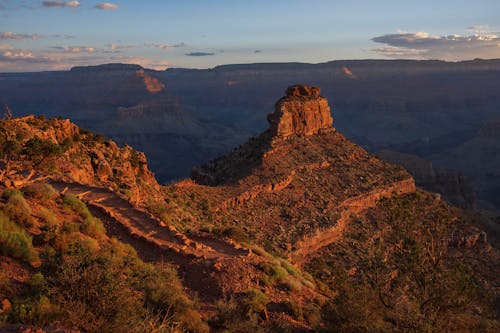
xmin=0 ymin=46 xmax=171 ymax=72
xmin=107 ymin=43 xmax=135 ymax=50
xmin=51 ymin=45 xmax=95 ymax=53
xmin=0 ymin=32 xmax=42 ymax=40
xmin=372 ymin=31 xmax=500 ymax=60
xmin=42 ymin=1 xmax=80 ymax=8
xmin=95 ymin=2 xmax=119 ymax=10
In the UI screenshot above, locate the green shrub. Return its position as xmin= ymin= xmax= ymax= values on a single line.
xmin=62 ymin=194 xmax=89 ymax=218
xmin=39 ymin=243 xmax=207 ymax=333
xmin=37 ymin=208 xmax=59 ymax=228
xmin=0 ymin=232 xmax=35 ymax=262
xmin=278 ymin=259 xmax=300 ymax=278
xmin=242 ymin=289 xmax=269 ymax=319
xmin=22 ymin=138 xmax=64 ymax=162
xmin=23 ymin=183 xmax=58 ymax=201
xmin=136 ymin=262 xmax=208 ymax=332
xmin=215 ymin=225 xmax=250 ymax=243
xmin=81 ymin=216 xmax=106 ymax=239
xmin=2 ymin=189 xmax=34 ymax=228
xmin=2 ymin=189 xmax=22 ymax=201
xmin=62 ymin=194 xmax=106 ymax=239
xmin=94 ymin=133 xmax=107 ymax=143
xmin=61 ymin=221 xmax=80 ymax=234
xmin=129 ymin=150 xmax=142 ymax=168
xmin=109 ymin=237 xmax=138 ymax=259
xmin=0 ymin=212 xmax=38 ymax=263
xmin=212 ymin=297 xmax=240 ymax=329
xmin=259 ymin=261 xmax=288 ymax=286
xmin=45 ymin=244 xmax=143 ymax=332
xmin=284 ymin=277 xmax=302 ymax=292
xmin=1 ymin=140 xmax=22 ymax=158
xmin=9 ymin=296 xmax=59 ymax=326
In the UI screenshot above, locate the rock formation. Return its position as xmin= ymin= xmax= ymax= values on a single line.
xmin=267 ymin=85 xmax=334 ymax=139
xmin=135 ymin=69 xmax=165 ymax=94
xmin=188 ymin=85 xmax=415 ymax=258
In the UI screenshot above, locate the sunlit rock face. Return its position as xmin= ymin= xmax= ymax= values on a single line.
xmin=267 ymin=85 xmax=334 ymax=139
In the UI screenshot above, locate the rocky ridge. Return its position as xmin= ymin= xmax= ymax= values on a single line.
xmin=0 ymin=116 xmax=163 ymax=206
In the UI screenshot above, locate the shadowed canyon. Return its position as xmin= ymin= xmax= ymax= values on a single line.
xmin=2 ymin=59 xmax=500 ymax=213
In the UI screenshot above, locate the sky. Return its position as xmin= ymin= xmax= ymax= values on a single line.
xmin=1 ymin=0 xmax=500 ymax=72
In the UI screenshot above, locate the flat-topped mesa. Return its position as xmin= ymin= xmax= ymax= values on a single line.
xmin=267 ymin=85 xmax=334 ymax=140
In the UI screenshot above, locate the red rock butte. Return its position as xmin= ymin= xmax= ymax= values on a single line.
xmin=268 ymin=84 xmax=334 ymax=139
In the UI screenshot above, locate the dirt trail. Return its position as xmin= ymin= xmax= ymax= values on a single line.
xmin=51 ymin=181 xmax=247 ymax=259
xmin=291 ymin=178 xmax=416 ymax=266
xmin=48 ymin=181 xmax=252 ymax=303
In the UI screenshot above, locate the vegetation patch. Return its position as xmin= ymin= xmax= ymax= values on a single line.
xmin=23 ymin=183 xmax=59 ymax=201
xmin=0 ymin=211 xmax=38 ymax=263
xmin=307 ymin=192 xmax=500 ymax=332
xmin=62 ymin=194 xmax=106 ymax=239
xmin=2 ymin=189 xmax=34 ymax=228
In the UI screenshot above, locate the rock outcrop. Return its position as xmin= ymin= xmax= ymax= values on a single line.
xmin=0 ymin=116 xmax=163 ymax=206
xmin=136 ymin=69 xmax=165 ymax=94
xmin=268 ymin=85 xmax=334 ymax=139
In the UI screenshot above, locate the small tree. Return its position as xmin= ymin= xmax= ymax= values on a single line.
xmin=3 ymin=103 xmax=13 ymax=121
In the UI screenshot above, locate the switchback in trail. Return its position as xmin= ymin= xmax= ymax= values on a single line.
xmin=49 ymin=180 xmax=251 ymax=302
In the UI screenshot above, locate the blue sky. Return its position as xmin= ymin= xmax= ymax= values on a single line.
xmin=1 ymin=0 xmax=499 ymax=71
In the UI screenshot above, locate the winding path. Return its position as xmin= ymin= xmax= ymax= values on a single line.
xmin=48 ymin=181 xmax=249 ymax=301
xmin=291 ymin=178 xmax=416 ymax=266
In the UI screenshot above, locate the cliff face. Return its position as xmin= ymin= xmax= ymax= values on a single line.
xmin=268 ymin=85 xmax=333 ymax=139
xmin=3 ymin=60 xmax=500 ymax=212
xmin=378 ymin=150 xmax=476 ymax=209
xmin=431 ymin=118 xmax=500 ymax=211
xmin=135 ymin=69 xmax=165 ymax=94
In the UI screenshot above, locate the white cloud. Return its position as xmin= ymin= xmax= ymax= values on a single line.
xmin=2 ymin=50 xmax=35 ymax=59
xmin=51 ymin=45 xmax=96 ymax=53
xmin=42 ymin=1 xmax=80 ymax=8
xmin=95 ymin=2 xmax=119 ymax=10
xmin=0 ymin=46 xmax=171 ymax=72
xmin=372 ymin=30 xmax=500 ymax=60
xmin=107 ymin=43 xmax=135 ymax=50
xmin=0 ymin=32 xmax=42 ymax=40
